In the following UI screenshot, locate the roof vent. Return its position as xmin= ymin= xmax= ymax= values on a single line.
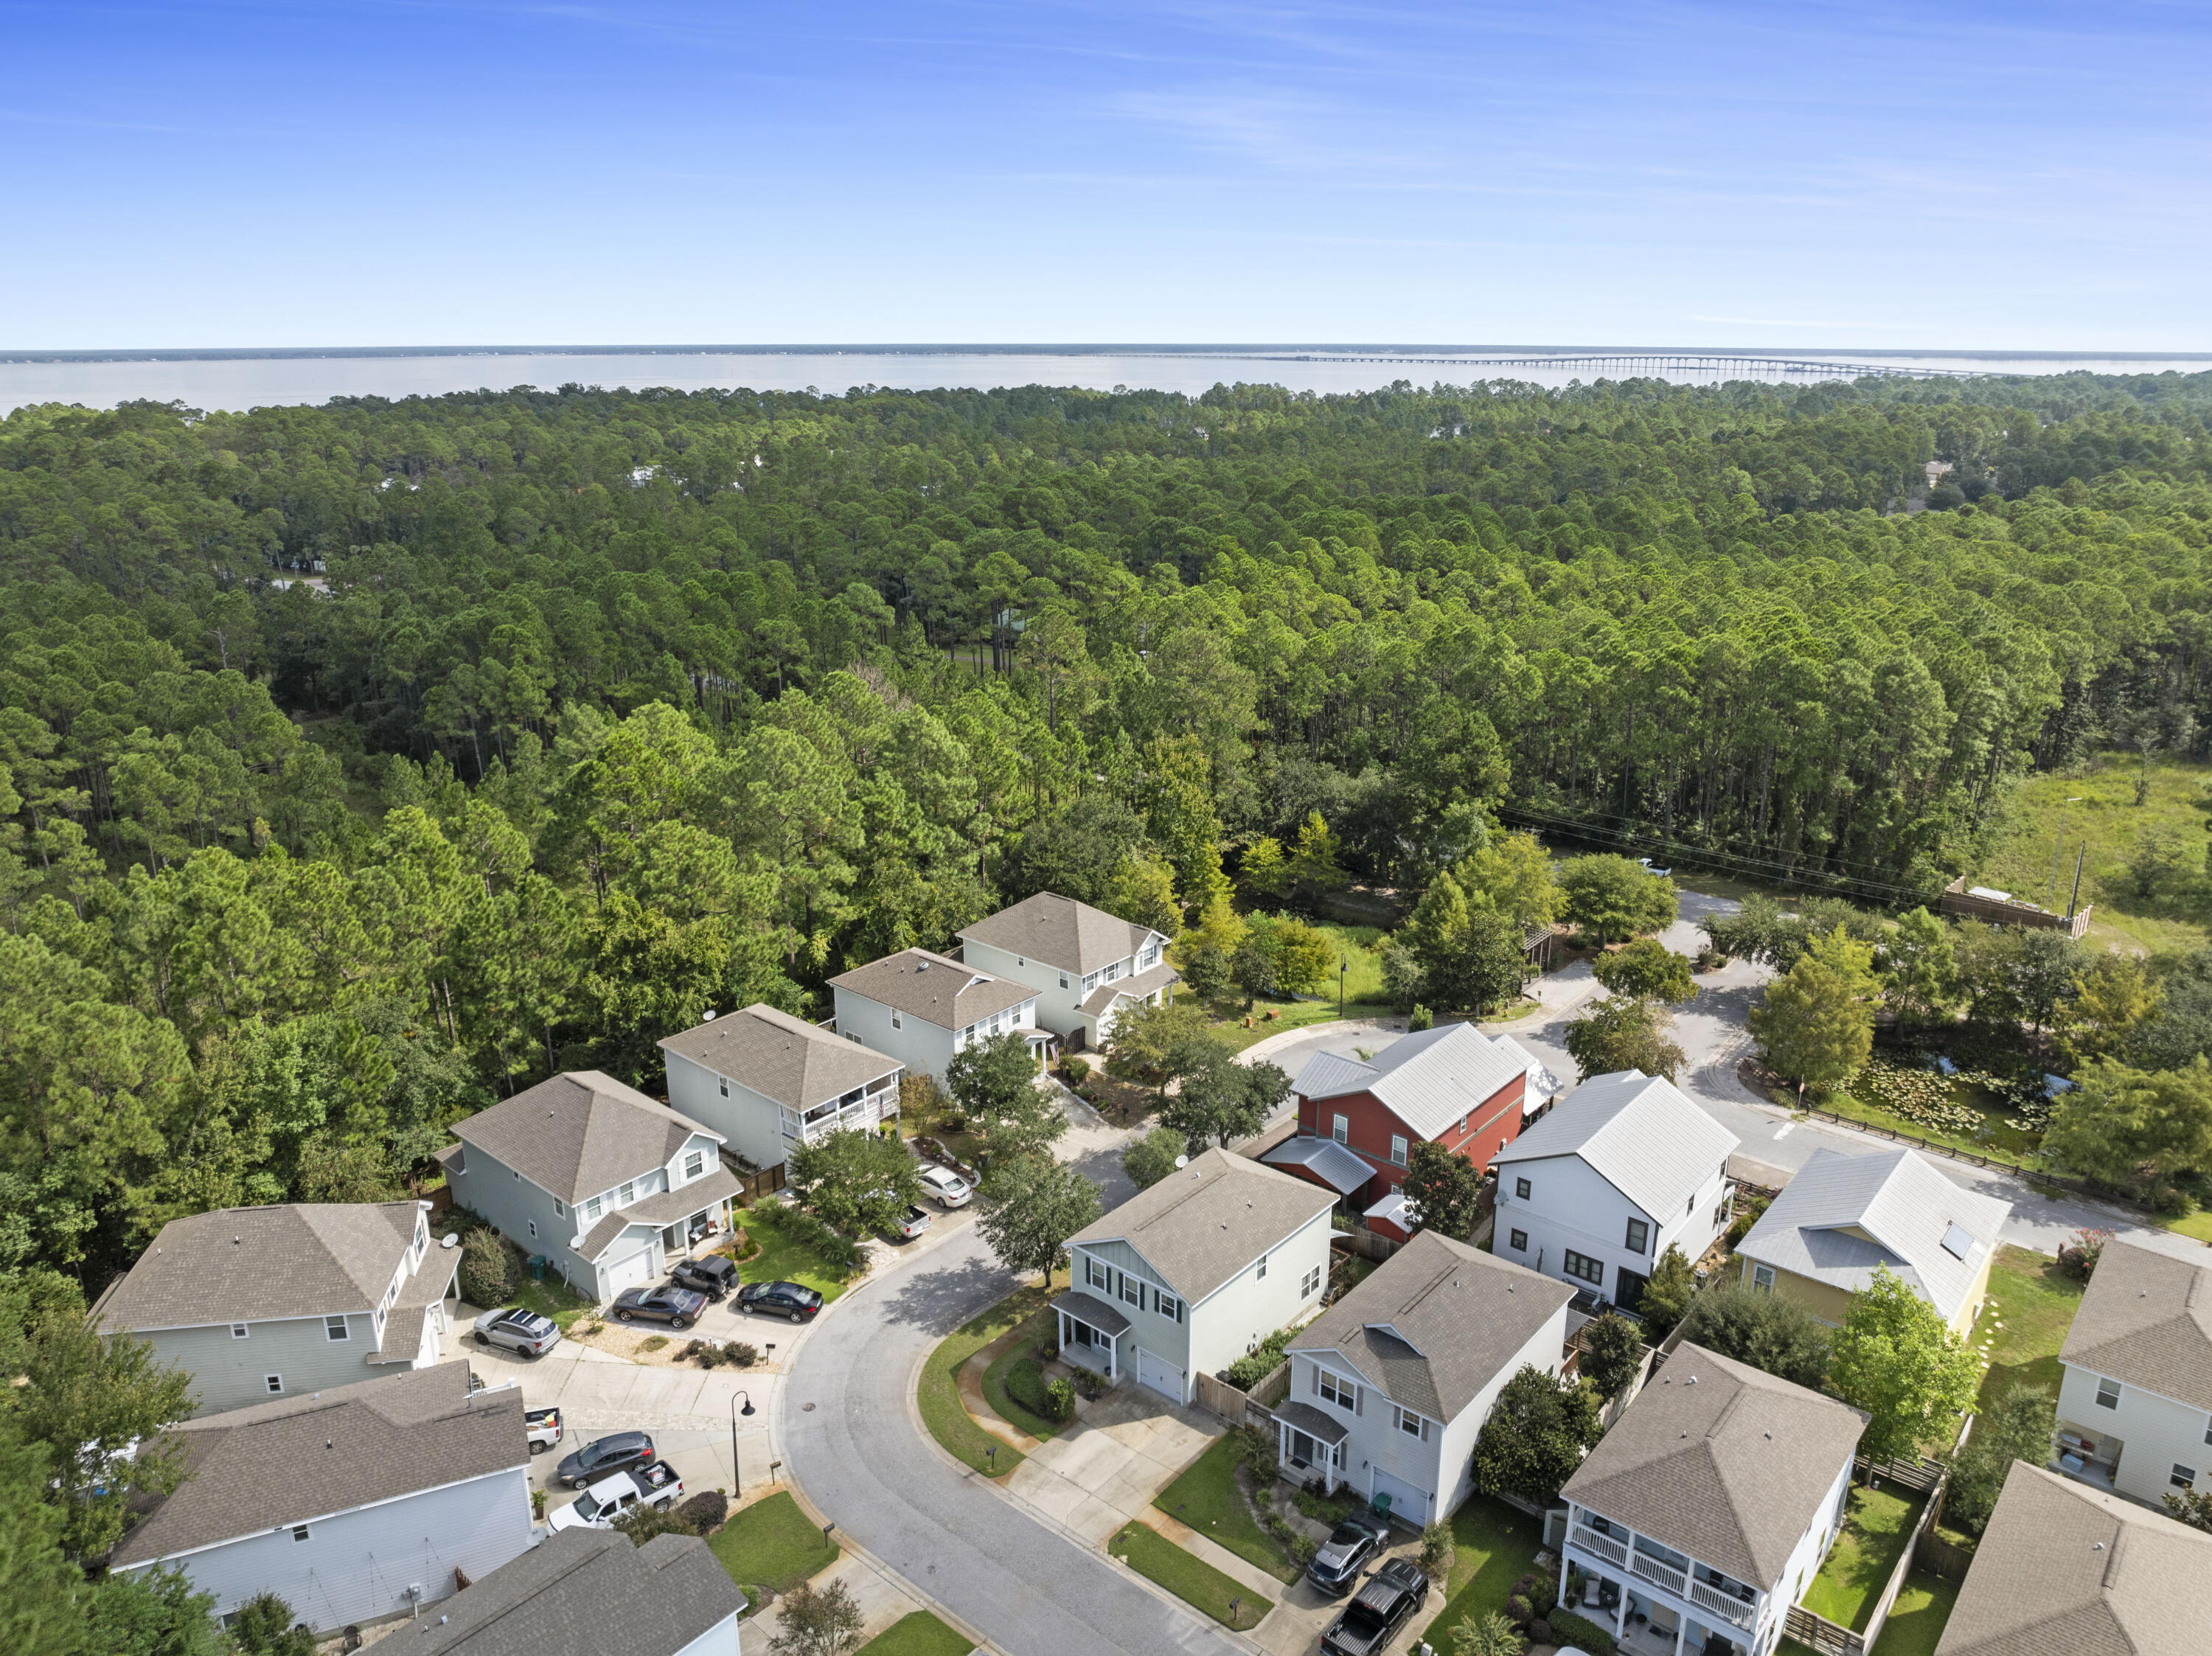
xmin=917 ymin=959 xmax=929 ymax=971
xmin=1685 ymin=1375 xmax=1698 ymax=1385
xmin=234 ymin=1237 xmax=241 ymax=1245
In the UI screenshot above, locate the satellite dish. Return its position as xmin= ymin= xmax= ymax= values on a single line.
xmin=1175 ymin=1155 xmax=1189 ymax=1169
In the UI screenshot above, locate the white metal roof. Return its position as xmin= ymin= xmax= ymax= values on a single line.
xmin=1491 ymin=1068 xmax=1738 ymax=1221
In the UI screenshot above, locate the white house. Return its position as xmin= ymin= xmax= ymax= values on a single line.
xmin=1279 ymin=1228 xmax=1574 ymax=1526
xmin=2055 ymin=1236 xmax=2212 ymax=1509
xmin=828 ymin=946 xmax=1046 ymax=1082
xmin=1491 ymin=1031 xmax=1565 ymax=1122
xmin=442 ymin=1071 xmax=738 ymax=1304
xmin=658 ymin=1004 xmax=904 ymax=1175
xmin=1559 ymin=1344 xmax=1867 ymax=1656
xmin=955 ymin=891 xmax=1177 ymax=1050
xmin=90 ymin=1200 xmax=456 ymax=1417
xmin=394 ymin=1525 xmax=748 ymax=1656
xmin=109 ymin=1360 xmax=533 ymax=1634
xmin=1491 ymin=1068 xmax=1738 ymax=1314
xmin=1056 ymin=1148 xmax=1334 ymax=1406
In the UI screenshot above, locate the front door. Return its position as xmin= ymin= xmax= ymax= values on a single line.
xmin=1288 ymin=1430 xmax=1317 ymax=1469
xmin=1616 ymin=1267 xmax=1649 ymax=1311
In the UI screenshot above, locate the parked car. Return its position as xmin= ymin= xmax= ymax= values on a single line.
xmin=888 ymin=1204 xmax=931 ymax=1241
xmin=1321 ymin=1556 xmax=1428 ymax=1656
xmin=611 ymin=1285 xmax=707 ymax=1329
xmin=917 ymin=1165 xmax=972 ymax=1208
xmin=549 ymin=1461 xmax=683 ymax=1533
xmin=556 ymin=1430 xmax=656 ymax=1489
xmin=670 ymin=1254 xmax=740 ymax=1301
xmin=1306 ymin=1511 xmax=1390 ymax=1596
xmin=737 ymin=1280 xmax=824 ymax=1323
xmin=1638 ymin=856 xmax=1673 ymax=877
xmin=473 ymin=1307 xmax=562 ymax=1357
xmin=524 ymin=1406 xmax=563 ymax=1454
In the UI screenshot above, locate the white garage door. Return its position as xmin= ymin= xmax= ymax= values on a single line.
xmin=1135 ymin=1347 xmax=1185 ymax=1402
xmin=1371 ymin=1468 xmax=1431 ymax=1526
xmin=604 ymin=1249 xmax=653 ymax=1296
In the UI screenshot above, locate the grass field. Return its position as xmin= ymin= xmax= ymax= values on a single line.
xmin=708 ymin=1491 xmax=840 ymax=1593
xmin=737 ymin=1214 xmax=852 ymax=1304
xmin=1108 ymin=1522 xmax=1271 ymax=1630
xmin=1418 ymin=1495 xmax=1548 ymax=1649
xmin=1872 ymin=1568 xmax=1961 ymax=1656
xmin=1152 ymin=1436 xmax=1296 ymax=1583
xmin=1801 ymin=1486 xmax=1921 ymax=1632
xmin=510 ymin=1273 xmax=597 ymax=1329
xmin=1970 ymin=1244 xmax=2084 ymax=1410
xmin=854 ymin=1612 xmax=975 ymax=1656
xmin=980 ymin=1309 xmax=1072 ymax=1441
xmin=916 ymin=1277 xmax=1063 ymax=1477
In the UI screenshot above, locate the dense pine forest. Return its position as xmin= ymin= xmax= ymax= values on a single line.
xmin=4 ymin=369 xmax=2211 ymax=1287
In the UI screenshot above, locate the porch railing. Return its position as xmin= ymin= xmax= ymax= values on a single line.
xmin=1688 ymin=1577 xmax=1756 ymax=1629
xmin=1631 ymin=1553 xmax=1687 ymax=1596
xmin=1571 ymin=1524 xmax=1628 ymax=1568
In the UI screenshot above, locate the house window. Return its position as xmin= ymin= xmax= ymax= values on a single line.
xmin=1060 ymin=971 xmax=1071 ymax=989
xmin=1509 ymin=1229 xmax=1528 ymax=1253
xmin=619 ymin=1180 xmax=636 ymax=1204
xmin=1514 ymin=1177 xmax=1531 ymax=1200
xmin=1331 ymin=1114 xmax=1349 ymax=1144
xmin=1625 ymin=1218 xmax=1650 ymax=1254
xmin=1389 ymin=1135 xmax=1408 ymax=1167
xmin=265 ymin=1374 xmax=285 ymax=1394
xmin=1085 ymin=1256 xmax=1110 ymax=1293
xmin=528 ymin=1220 xmax=538 ymax=1239
xmin=2203 ymin=1416 xmax=2211 ymax=1447
xmin=585 ymin=1196 xmax=603 ymax=1222
xmin=1301 ymin=1264 xmax=1322 ymax=1298
xmin=1396 ymin=1407 xmax=1425 ymax=1439
xmin=2175 ymin=1464 xmax=2199 ymax=1490
xmin=718 ymin=1074 xmax=729 ymax=1096
xmin=1318 ymin=1370 xmax=1355 ymax=1410
xmin=1121 ymin=1273 xmax=1142 ymax=1307
xmin=685 ymin=1150 xmax=705 ymax=1180
xmin=554 ymin=1197 xmax=566 ymax=1217
xmin=324 ymin=1316 xmax=348 ymax=1343
xmin=1257 ymin=1253 xmax=1268 ymax=1280
xmin=1153 ymin=1287 xmax=1183 ymax=1323
xmin=1752 ymin=1264 xmax=1775 ymax=1293
xmin=2096 ymin=1377 xmax=2121 ymax=1410
xmin=1562 ymin=1249 xmax=1605 ymax=1286
xmin=292 ymin=1525 xmax=311 ymax=1542
xmin=231 ymin=1323 xmax=249 ymax=1340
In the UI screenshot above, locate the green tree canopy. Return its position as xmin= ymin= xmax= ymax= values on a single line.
xmin=2043 ymin=1056 xmax=2212 ymax=1207
xmin=1557 ymin=856 xmax=1677 ymax=944
xmin=1590 ymin=939 xmax=1697 ymax=1005
xmin=1677 ymin=1279 xmax=1832 ymax=1389
xmin=786 ymin=1126 xmax=925 ymax=1236
xmin=1827 ymin=1265 xmax=1982 ymax=1464
xmin=1468 ymin=1364 xmax=1602 ymax=1505
xmin=1401 ymin=1140 xmax=1487 ymax=1242
xmin=1563 ymin=996 xmax=1686 ymax=1082
xmin=975 ymin=1153 xmax=1104 ymax=1281
xmin=1748 ymin=956 xmax=1873 ymax=1095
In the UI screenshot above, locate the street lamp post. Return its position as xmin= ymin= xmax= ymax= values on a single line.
xmin=1338 ymin=956 xmax=1347 ymax=1016
xmin=730 ymin=1389 xmax=755 ymax=1497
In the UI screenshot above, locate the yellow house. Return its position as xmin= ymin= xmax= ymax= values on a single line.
xmin=1735 ymin=1148 xmax=2009 ymax=1336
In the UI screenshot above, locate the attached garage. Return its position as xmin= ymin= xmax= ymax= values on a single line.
xmin=601 ymin=1247 xmax=655 ymax=1298
xmin=1135 ymin=1346 xmax=1186 ymax=1403
xmin=1371 ymin=1467 xmax=1431 ymax=1526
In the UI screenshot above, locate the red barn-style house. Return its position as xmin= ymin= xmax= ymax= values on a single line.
xmin=1267 ymin=1022 xmax=1530 ymax=1211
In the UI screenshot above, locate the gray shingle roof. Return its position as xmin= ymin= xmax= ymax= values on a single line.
xmin=1053 ymin=1289 xmax=1131 ymax=1338
xmin=1736 ymin=1148 xmax=2011 ymax=1324
xmin=1562 ymin=1343 xmax=1865 ymax=1587
xmin=1079 ymin=959 xmax=1180 ymax=1018
xmin=658 ymin=1005 xmax=901 ymax=1110
xmin=958 ymin=891 xmax=1163 ymax=975
xmin=1262 ymin=1135 xmax=1377 ymax=1197
xmin=1492 ymin=1068 xmax=1739 ymax=1221
xmin=94 ymin=1201 xmax=425 ymax=1335
xmin=111 ymin=1360 xmax=524 ymax=1568
xmin=1934 ymin=1461 xmax=2212 ymax=1656
xmin=1291 ymin=1022 xmax=1527 ymax=1141
xmin=452 ymin=1072 xmax=723 ymax=1206
xmin=1290 ymin=1229 xmax=1573 ymax=1422
xmin=397 ymin=1528 xmax=746 ymax=1656
xmin=2059 ymin=1236 xmax=2212 ymax=1413
xmin=1068 ymin=1147 xmax=1335 ymax=1304
xmin=830 ymin=947 xmax=1034 ymax=1029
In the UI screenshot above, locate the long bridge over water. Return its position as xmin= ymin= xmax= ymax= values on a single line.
xmin=1126 ymin=351 xmax=1986 ymax=381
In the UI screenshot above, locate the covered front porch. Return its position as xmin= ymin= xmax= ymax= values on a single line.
xmin=1564 ymin=1570 xmax=1752 ymax=1656
xmin=1051 ymin=1289 xmax=1132 ymax=1385
xmin=1273 ymin=1399 xmax=1349 ymax=1489
xmin=620 ymin=1166 xmax=744 ymax=1259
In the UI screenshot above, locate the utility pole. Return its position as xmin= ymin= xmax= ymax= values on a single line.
xmin=2067 ymin=844 xmax=2087 ymax=922
xmin=2048 ymin=799 xmax=2083 ymax=909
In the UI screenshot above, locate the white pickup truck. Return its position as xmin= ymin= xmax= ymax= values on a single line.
xmin=549 ymin=1461 xmax=684 ymax=1533
xmin=525 ymin=1406 xmax=563 ymax=1455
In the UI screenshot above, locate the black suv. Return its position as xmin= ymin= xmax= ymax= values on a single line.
xmin=670 ymin=1255 xmax=740 ymax=1301
xmin=1306 ymin=1511 xmax=1390 ymax=1596
xmin=737 ymin=1280 xmax=824 ymax=1323
xmin=555 ymin=1430 xmax=655 ymax=1489
xmin=1321 ymin=1556 xmax=1428 ymax=1656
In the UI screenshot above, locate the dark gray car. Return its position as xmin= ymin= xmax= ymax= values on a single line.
xmin=555 ymin=1429 xmax=656 ymax=1489
xmin=1307 ymin=1511 xmax=1390 ymax=1595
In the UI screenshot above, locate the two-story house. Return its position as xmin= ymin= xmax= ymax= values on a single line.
xmin=1491 ymin=1068 xmax=1738 ymax=1314
xmin=1734 ymin=1148 xmax=2010 ymax=1335
xmin=1559 ymin=1343 xmax=1868 ymax=1656
xmin=1279 ymin=1228 xmax=1574 ymax=1525
xmin=955 ymin=891 xmax=1177 ymax=1050
xmin=91 ymin=1200 xmax=456 ymax=1417
xmin=442 ymin=1071 xmax=739 ymax=1304
xmin=2054 ymin=1236 xmax=2212 ymax=1509
xmin=1276 ymin=1022 xmax=1531 ymax=1210
xmin=1056 ymin=1147 xmax=1334 ymax=1406
xmin=829 ymin=946 xmax=1046 ymax=1082
xmin=659 ymin=1003 xmax=905 ymax=1175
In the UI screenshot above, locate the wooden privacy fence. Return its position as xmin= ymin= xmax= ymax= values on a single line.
xmin=1938 ymin=874 xmax=2093 ymax=938
xmin=1194 ymin=1360 xmax=1290 ymax=1430
xmin=1913 ymin=1529 xmax=1975 ymax=1582
xmin=1781 ymin=1444 xmax=1958 ymax=1655
xmin=731 ymin=1161 xmax=787 ymax=1204
xmin=1332 ymin=1227 xmax=1401 ymax=1263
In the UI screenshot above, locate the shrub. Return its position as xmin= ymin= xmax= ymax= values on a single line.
xmin=1528 ymin=1621 xmax=1551 ymax=1646
xmin=675 ymin=1489 xmax=728 ymax=1532
xmin=1507 ymin=1593 xmax=1534 ymax=1625
xmin=459 ymin=1228 xmax=512 ymax=1307
xmin=750 ymin=1198 xmax=864 ymax=1277
xmin=1060 ymin=1056 xmax=1091 ymax=1085
xmin=1420 ymin=1519 xmax=1456 ymax=1579
xmin=1005 ymin=1356 xmax=1057 ymax=1419
xmin=230 ymin=1593 xmax=314 ymax=1656
xmin=1223 ymin=1326 xmax=1296 ymax=1390
xmin=1548 ymin=1609 xmax=1615 ymax=1655
xmin=613 ymin=1503 xmax=698 ymax=1545
xmin=1725 ymin=1194 xmax=1769 ymax=1246
xmin=639 ymin=1335 xmax=669 ymax=1353
xmin=729 ymin=1342 xmax=758 ymax=1368
xmin=1046 ymin=1377 xmax=1077 ymax=1421
xmin=1233 ymin=1419 xmax=1280 ymax=1488
xmin=1408 ymin=1003 xmax=1435 ymax=1031
xmin=2059 ymin=1225 xmax=2115 ymax=1281
xmin=1678 ymin=1280 xmax=1833 ymax=1390
xmin=1291 ymin=1531 xmax=1319 ymax=1567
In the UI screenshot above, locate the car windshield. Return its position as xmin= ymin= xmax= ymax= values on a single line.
xmin=571 ymin=1491 xmax=602 ymax=1520
xmin=1328 ymin=1521 xmax=1369 ymax=1545
xmin=584 ymin=1439 xmax=632 ymax=1467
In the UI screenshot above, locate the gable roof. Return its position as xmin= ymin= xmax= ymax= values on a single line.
xmin=958 ymin=891 xmax=1162 ymax=974
xmin=111 ymin=1360 xmax=524 ymax=1568
xmin=1934 ymin=1461 xmax=2212 ymax=1656
xmin=658 ymin=1005 xmax=901 ymax=1110
xmin=1290 ymin=1021 xmax=1527 ymax=1141
xmin=830 ymin=947 xmax=1034 ymax=1030
xmin=397 ymin=1528 xmax=745 ymax=1656
xmin=1079 ymin=959 xmax=1180 ymax=1019
xmin=1290 ymin=1229 xmax=1573 ymax=1422
xmin=1736 ymin=1149 xmax=2011 ymax=1324
xmin=1562 ymin=1343 xmax=1865 ymax=1587
xmin=2060 ymin=1236 xmax=2212 ymax=1413
xmin=1490 ymin=1032 xmax=1565 ymax=1116
xmin=94 ymin=1201 xmax=423 ymax=1335
xmin=1068 ymin=1147 xmax=1333 ymax=1304
xmin=1262 ymin=1134 xmax=1377 ymax=1197
xmin=1492 ymin=1068 xmax=1738 ymax=1220
xmin=451 ymin=1071 xmax=722 ymax=1206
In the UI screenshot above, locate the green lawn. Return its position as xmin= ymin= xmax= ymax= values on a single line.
xmin=854 ymin=1611 xmax=975 ymax=1656
xmin=1801 ymin=1486 xmax=1922 ymax=1632
xmin=1872 ymin=1568 xmax=1961 ymax=1656
xmin=2166 ymin=1209 xmax=2212 ymax=1243
xmin=1152 ymin=1435 xmax=1296 ymax=1583
xmin=707 ymin=1491 xmax=841 ymax=1593
xmin=1419 ymin=1495 xmax=1548 ymax=1649
xmin=738 ymin=1214 xmax=852 ymax=1304
xmin=510 ymin=1273 xmax=596 ymax=1329
xmin=1970 ymin=1245 xmax=2084 ymax=1412
xmin=917 ymin=1278 xmax=1063 ymax=1477
xmin=1109 ymin=1522 xmax=1271 ymax=1631
xmin=979 ymin=1309 xmax=1071 ymax=1441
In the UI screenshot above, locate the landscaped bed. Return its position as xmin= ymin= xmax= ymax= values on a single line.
xmin=707 ymin=1491 xmax=841 ymax=1593
xmin=1821 ymin=1058 xmax=2048 ymax=1170
xmin=1416 ymin=1495 xmax=1549 ymax=1650
xmin=1108 ymin=1522 xmax=1270 ymax=1631
xmin=917 ymin=1277 xmax=1063 ymax=1477
xmin=1152 ymin=1436 xmax=1296 ymax=1582
xmin=1969 ymin=1243 xmax=2084 ymax=1411
xmin=1799 ymin=1485 xmax=1923 ymax=1632
xmin=854 ymin=1610 xmax=975 ymax=1655
xmin=979 ymin=1309 xmax=1073 ymax=1440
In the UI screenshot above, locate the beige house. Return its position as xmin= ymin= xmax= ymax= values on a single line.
xmin=1734 ymin=1148 xmax=2008 ymax=1335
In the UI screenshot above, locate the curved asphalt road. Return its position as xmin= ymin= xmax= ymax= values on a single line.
xmin=782 ymin=1217 xmax=1245 ymax=1656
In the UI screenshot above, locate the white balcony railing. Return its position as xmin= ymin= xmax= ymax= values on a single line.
xmin=1688 ymin=1577 xmax=1756 ymax=1629
xmin=1571 ymin=1524 xmax=1628 ymax=1568
xmin=1632 ymin=1552 xmax=1687 ymax=1596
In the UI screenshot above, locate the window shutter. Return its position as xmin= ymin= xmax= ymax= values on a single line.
xmin=1312 ymin=1365 xmax=1320 ymax=1397
xmin=1354 ymin=1386 xmax=1363 ymax=1417
xmin=1422 ymin=1417 xmax=1432 ymax=1443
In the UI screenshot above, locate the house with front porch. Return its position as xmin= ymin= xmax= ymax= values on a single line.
xmin=2053 ymin=1236 xmax=2212 ymax=1509
xmin=1559 ymin=1343 xmax=1866 ymax=1656
xmin=659 ymin=1003 xmax=905 ymax=1174
xmin=442 ymin=1071 xmax=739 ymax=1304
xmin=829 ymin=946 xmax=1047 ymax=1082
xmin=955 ymin=891 xmax=1177 ymax=1051
xmin=1278 ymin=1228 xmax=1573 ymax=1526
xmin=1054 ymin=1147 xmax=1334 ymax=1406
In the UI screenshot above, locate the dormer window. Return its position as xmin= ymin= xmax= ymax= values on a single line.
xmin=684 ymin=1149 xmax=705 ymax=1181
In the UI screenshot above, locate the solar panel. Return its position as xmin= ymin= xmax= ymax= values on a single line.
xmin=1941 ymin=1222 xmax=1974 ymax=1260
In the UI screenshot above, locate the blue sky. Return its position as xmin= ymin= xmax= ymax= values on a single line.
xmin=4 ymin=1 xmax=2209 ymax=349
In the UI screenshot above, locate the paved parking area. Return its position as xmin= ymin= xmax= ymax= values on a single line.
xmin=1004 ymin=1385 xmax=1220 ymax=1545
